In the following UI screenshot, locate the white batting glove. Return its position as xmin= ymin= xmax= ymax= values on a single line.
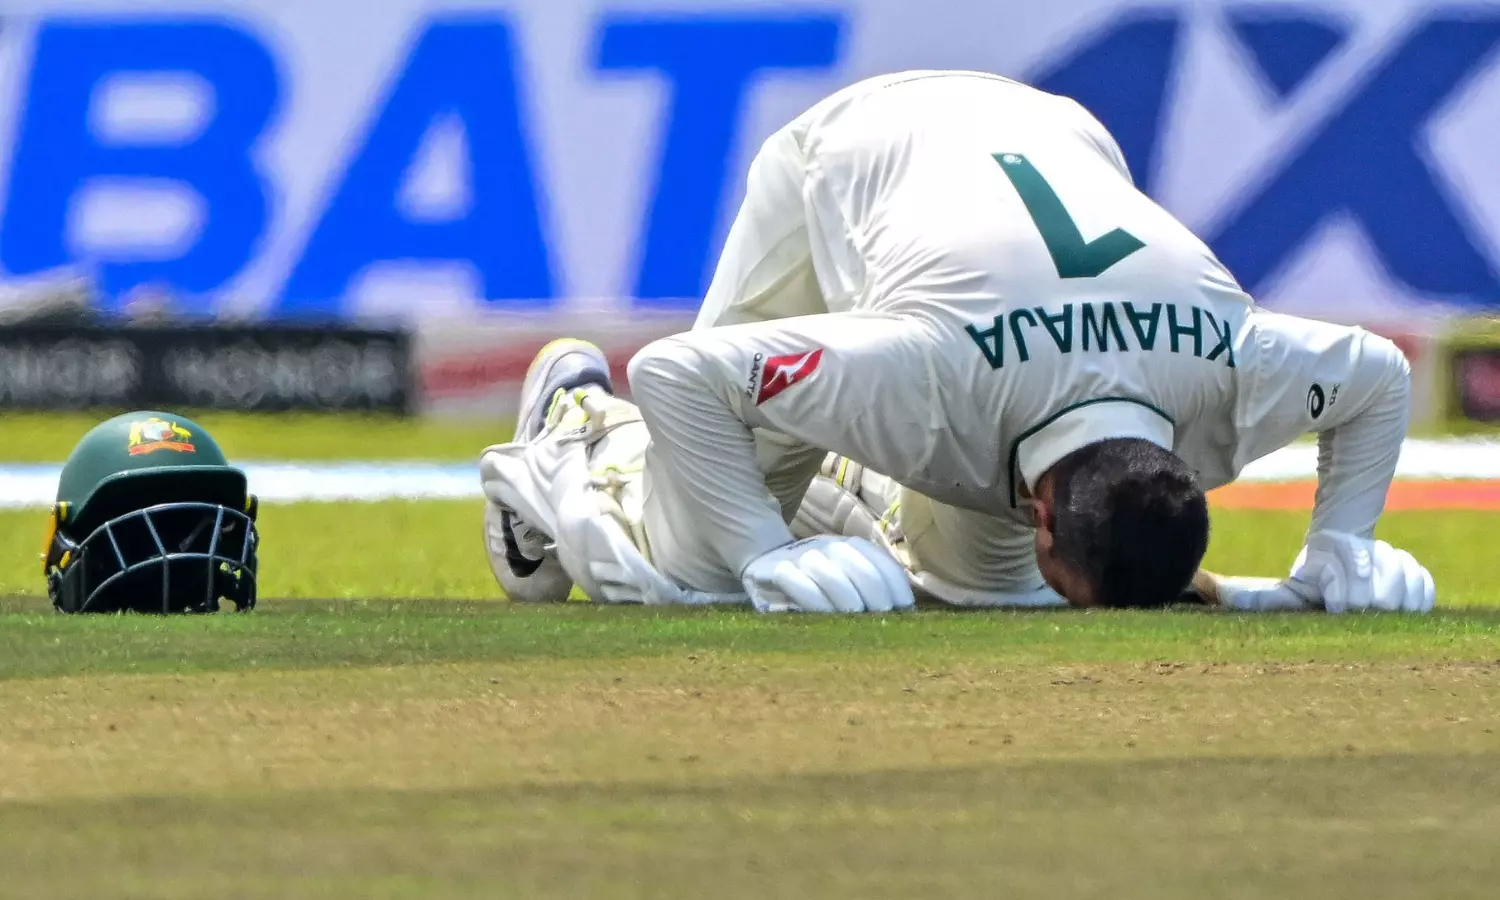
xmin=741 ymin=536 xmax=915 ymax=614
xmin=1286 ymin=531 xmax=1435 ymax=614
xmin=1187 ymin=530 xmax=1436 ymax=614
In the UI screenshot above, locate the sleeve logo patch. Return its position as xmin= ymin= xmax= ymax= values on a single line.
xmin=754 ymin=349 xmax=824 ymax=405
xmin=1307 ymin=383 xmax=1326 ymax=420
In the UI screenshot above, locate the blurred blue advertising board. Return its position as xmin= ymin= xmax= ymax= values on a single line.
xmin=0 ymin=0 xmax=1497 ymax=326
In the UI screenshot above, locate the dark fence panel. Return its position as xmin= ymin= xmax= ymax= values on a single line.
xmin=0 ymin=325 xmax=413 ymax=413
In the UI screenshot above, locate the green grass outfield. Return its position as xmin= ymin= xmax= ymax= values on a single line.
xmin=1 ymin=503 xmax=1497 ymax=605
xmin=2 ymin=412 xmax=1499 ymax=898
xmin=10 ymin=408 xmax=1493 ymax=463
xmin=0 ymin=410 xmax=511 ymax=462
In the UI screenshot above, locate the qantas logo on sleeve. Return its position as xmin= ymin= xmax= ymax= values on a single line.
xmin=752 ymin=348 xmax=824 ymax=405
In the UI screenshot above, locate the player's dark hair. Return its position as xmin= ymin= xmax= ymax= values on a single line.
xmin=1048 ymin=438 xmax=1209 ymax=609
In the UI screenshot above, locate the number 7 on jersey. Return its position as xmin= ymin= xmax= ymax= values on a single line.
xmin=994 ymin=153 xmax=1144 ymax=279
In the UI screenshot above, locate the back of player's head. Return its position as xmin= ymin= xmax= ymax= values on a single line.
xmin=1045 ymin=438 xmax=1209 ymax=609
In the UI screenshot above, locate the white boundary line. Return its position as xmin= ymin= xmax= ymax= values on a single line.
xmin=0 ymin=438 xmax=1496 ymax=509
xmin=1237 ymin=438 xmax=1500 ymax=481
xmin=0 ymin=462 xmax=480 ymax=509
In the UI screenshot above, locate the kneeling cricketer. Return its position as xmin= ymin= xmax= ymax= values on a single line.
xmin=480 ymin=70 xmax=1434 ymax=616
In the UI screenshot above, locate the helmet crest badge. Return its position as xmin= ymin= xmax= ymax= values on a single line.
xmin=127 ymin=417 xmax=196 ymax=456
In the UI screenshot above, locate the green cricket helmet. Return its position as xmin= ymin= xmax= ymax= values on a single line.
xmin=43 ymin=411 xmax=259 ymax=614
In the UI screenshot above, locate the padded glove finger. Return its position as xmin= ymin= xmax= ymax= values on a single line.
xmin=823 ymin=539 xmax=894 ymax=612
xmin=852 ymin=537 xmax=916 ymax=611
xmin=797 ymin=548 xmax=866 ymax=613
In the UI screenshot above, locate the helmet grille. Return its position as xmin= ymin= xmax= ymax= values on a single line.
xmin=65 ymin=503 xmax=258 ymax=614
